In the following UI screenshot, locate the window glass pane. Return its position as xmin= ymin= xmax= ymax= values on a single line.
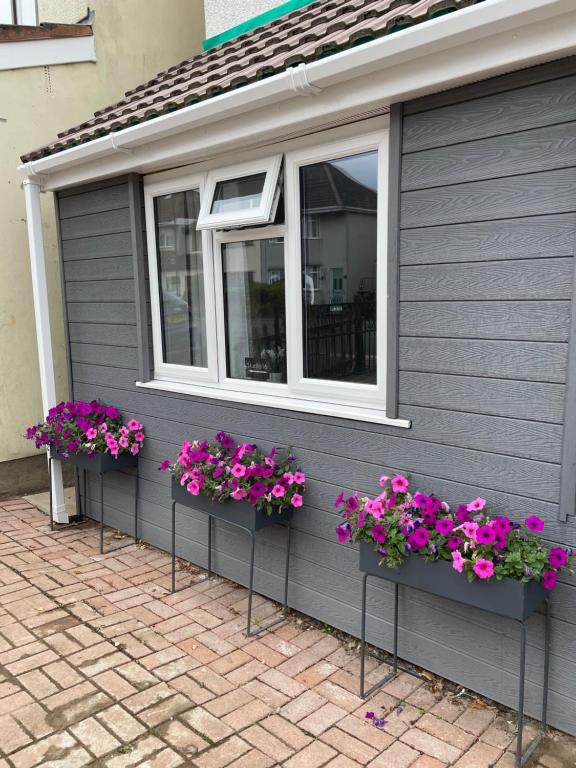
xmin=300 ymin=150 xmax=378 ymax=384
xmin=222 ymin=239 xmax=286 ymax=383
xmin=211 ymin=172 xmax=266 ymax=214
xmin=154 ymin=190 xmax=207 ymax=368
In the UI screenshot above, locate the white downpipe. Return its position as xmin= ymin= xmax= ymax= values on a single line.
xmin=22 ymin=179 xmax=68 ymax=524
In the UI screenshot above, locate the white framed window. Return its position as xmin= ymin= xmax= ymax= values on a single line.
xmin=0 ymin=0 xmax=38 ymax=24
xmin=142 ymin=126 xmax=408 ymax=426
xmin=197 ymin=155 xmax=283 ymax=230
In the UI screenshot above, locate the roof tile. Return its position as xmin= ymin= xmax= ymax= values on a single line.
xmin=21 ymin=0 xmax=485 ymax=163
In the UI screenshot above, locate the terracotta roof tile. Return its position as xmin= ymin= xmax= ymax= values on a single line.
xmin=21 ymin=0 xmax=484 ymax=162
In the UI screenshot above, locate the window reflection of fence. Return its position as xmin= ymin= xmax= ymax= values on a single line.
xmin=304 ymin=301 xmax=376 ymax=380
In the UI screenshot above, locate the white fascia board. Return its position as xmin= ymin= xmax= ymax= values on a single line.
xmin=0 ymin=34 xmax=96 ymax=71
xmin=19 ymin=0 xmax=576 ymax=190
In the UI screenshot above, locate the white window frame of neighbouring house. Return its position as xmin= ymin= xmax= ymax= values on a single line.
xmin=142 ymin=120 xmax=398 ymax=425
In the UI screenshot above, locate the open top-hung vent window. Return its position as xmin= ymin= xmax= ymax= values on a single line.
xmin=197 ymin=155 xmax=283 ymax=230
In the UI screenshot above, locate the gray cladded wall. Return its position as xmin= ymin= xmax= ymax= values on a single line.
xmin=56 ymin=57 xmax=576 ymax=734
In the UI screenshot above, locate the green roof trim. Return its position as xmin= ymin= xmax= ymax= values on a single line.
xmin=203 ymin=0 xmax=317 ymax=50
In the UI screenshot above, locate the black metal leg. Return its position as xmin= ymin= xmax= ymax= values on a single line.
xmin=99 ymin=473 xmax=104 ymax=555
xmin=134 ymin=468 xmax=139 ymax=542
xmin=73 ymin=467 xmax=81 ymax=521
xmin=516 ymin=621 xmax=527 ymax=768
xmin=246 ymin=530 xmax=256 ymax=637
xmin=360 ymin=575 xmax=399 ymax=699
xmin=171 ymin=500 xmax=176 ymax=593
xmin=48 ymin=456 xmax=54 ymax=531
xmin=83 ymin=468 xmax=87 ymax=520
xmin=542 ymin=598 xmax=551 ymax=729
xmin=282 ymin=519 xmax=292 ymax=614
xmin=208 ymin=515 xmax=212 ymax=577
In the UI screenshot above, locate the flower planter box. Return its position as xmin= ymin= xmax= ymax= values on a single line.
xmin=359 ymin=541 xmax=546 ymax=621
xmin=171 ymin=476 xmax=294 ymax=530
xmin=50 ymin=449 xmax=138 ymax=473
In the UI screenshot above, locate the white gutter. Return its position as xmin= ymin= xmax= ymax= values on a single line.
xmin=22 ymin=179 xmax=67 ymax=524
xmin=18 ymin=0 xmax=574 ymax=185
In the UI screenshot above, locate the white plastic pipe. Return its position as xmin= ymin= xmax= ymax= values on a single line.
xmin=23 ymin=179 xmax=68 ymax=523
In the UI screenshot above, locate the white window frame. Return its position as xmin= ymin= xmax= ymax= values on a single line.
xmin=141 ymin=125 xmax=410 ymax=427
xmin=284 ymin=130 xmax=388 ymax=410
xmin=197 ymin=154 xmax=282 ymax=230
xmin=144 ymin=173 xmax=219 ymax=385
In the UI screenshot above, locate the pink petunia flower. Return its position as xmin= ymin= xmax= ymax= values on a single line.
xmin=336 ymin=523 xmax=351 ymax=542
xmin=542 ymin=570 xmax=557 ymax=590
xmin=283 ymin=472 xmax=294 ymax=484
xmin=231 ymin=464 xmax=246 ymax=478
xmin=119 ymin=436 xmax=129 ymax=449
xmin=159 ymin=460 xmax=170 ymax=471
xmin=472 ymin=559 xmax=494 ymax=580
xmin=272 ymin=484 xmax=285 ymax=498
xmin=119 ymin=426 xmax=130 ymax=437
xmin=371 ymin=524 xmax=387 ymax=544
xmin=135 ymin=431 xmax=145 ymax=443
xmin=407 ymin=527 xmax=429 ymax=550
xmin=293 ymin=471 xmax=306 ymax=484
xmin=291 ymin=493 xmax=304 ymax=508
xmin=452 ymin=551 xmax=464 ymax=573
xmin=475 ymin=525 xmax=496 ymax=545
xmin=365 ymin=498 xmax=384 ymax=519
xmin=391 ymin=474 xmax=409 ymax=493
xmin=127 ymin=419 xmax=143 ymax=431
xmin=99 ymin=423 xmax=108 ymax=434
xmin=378 ymin=475 xmax=389 ymax=487
xmin=461 ymin=521 xmax=479 ymax=539
xmin=130 ymin=444 xmax=140 ymax=455
xmin=187 ymin=480 xmax=201 ymax=496
xmin=548 ymin=548 xmax=568 ymax=569
xmin=525 ymin=516 xmax=545 ymax=533
xmin=435 ymin=518 xmax=454 ymax=536
xmin=85 ymin=427 xmax=98 ymax=440
xmin=467 ymin=498 xmax=486 ymax=512
xmin=231 ymin=488 xmax=247 ymax=500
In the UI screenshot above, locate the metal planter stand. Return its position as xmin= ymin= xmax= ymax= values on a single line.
xmin=48 ymin=450 xmax=139 ymax=554
xmin=171 ymin=477 xmax=293 ymax=637
xmin=358 ymin=542 xmax=551 ymax=768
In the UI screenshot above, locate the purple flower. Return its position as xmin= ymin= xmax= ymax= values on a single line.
xmin=371 ymin=525 xmax=387 ymax=544
xmin=548 ymin=548 xmax=568 ymax=569
xmin=105 ymin=406 xmax=120 ymax=419
xmin=525 ymin=516 xmax=545 ymax=533
xmin=372 ymin=718 xmax=388 ymax=728
xmin=421 ymin=511 xmax=437 ymax=526
xmin=475 ymin=525 xmax=496 ymax=546
xmin=334 ymin=492 xmax=345 ymax=508
xmin=493 ymin=517 xmax=512 ymax=535
xmin=543 ymin=570 xmax=557 ymax=590
xmin=159 ymin=460 xmax=170 ymax=471
xmin=412 ymin=492 xmax=428 ymax=509
xmin=523 ymin=565 xmax=532 ymax=578
xmin=347 ymin=496 xmax=358 ymax=511
xmin=365 ymin=711 xmax=374 ymax=720
xmin=435 ymin=518 xmax=454 ymax=536
xmin=447 ymin=535 xmax=463 ymax=551
xmin=456 ymin=504 xmax=471 ymax=524
xmin=407 ymin=528 xmax=429 ymax=550
xmin=336 ymin=523 xmax=351 ymax=543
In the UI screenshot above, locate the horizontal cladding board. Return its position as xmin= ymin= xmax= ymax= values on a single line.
xmin=399 ymin=301 xmax=571 ymax=342
xmin=67 ymin=303 xmax=136 ymax=325
xmin=70 ymin=378 xmax=560 ymax=502
xmin=66 ymin=279 xmax=135 ymax=303
xmin=401 ymin=168 xmax=576 ymax=229
xmin=401 ymin=121 xmax=576 ymax=191
xmin=400 ymin=259 xmax=574 ymax=302
xmin=398 ymin=372 xmax=565 ymax=424
xmin=69 ymin=343 xmax=138 ymax=370
xmin=61 ymin=232 xmax=133 ymax=261
xmin=58 ymin=176 xmax=129 ymax=198
xmin=64 ymin=255 xmax=135 ymax=282
xmin=399 ymin=214 xmax=576 ymax=266
xmin=400 ymin=338 xmax=567 ymax=383
xmin=59 ymin=208 xmax=131 ymax=241
xmin=403 ymin=74 xmax=576 ymax=153
xmin=58 ymin=183 xmax=129 ymax=219
xmin=68 ymin=323 xmax=137 ymax=347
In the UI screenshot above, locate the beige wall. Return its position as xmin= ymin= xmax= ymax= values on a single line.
xmin=0 ymin=0 xmax=205 ymax=465
xmin=204 ymin=0 xmax=285 ymax=38
xmin=38 ymin=0 xmax=88 ymax=23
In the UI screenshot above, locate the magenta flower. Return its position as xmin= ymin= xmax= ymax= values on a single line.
xmin=408 ymin=528 xmax=429 ymax=550
xmin=422 ymin=510 xmax=437 ymax=526
xmin=130 ymin=444 xmax=140 ymax=456
xmin=493 ymin=517 xmax=512 ymax=535
xmin=472 ymin=559 xmax=494 ymax=580
xmin=291 ymin=493 xmax=304 ymax=508
xmin=461 ymin=521 xmax=478 ymax=539
xmin=467 ymin=498 xmax=486 ymax=512
xmin=378 ymin=475 xmax=389 ymax=487
xmin=525 ymin=516 xmax=545 ymax=533
xmin=391 ymin=474 xmax=409 ymax=493
xmin=365 ymin=498 xmax=384 ymax=519
xmin=187 ymin=480 xmax=201 ymax=496
xmin=371 ymin=525 xmax=387 ymax=544
xmin=293 ymin=471 xmax=306 ymax=484
xmin=475 ymin=525 xmax=496 ymax=546
xmin=85 ymin=427 xmax=98 ymax=440
xmin=413 ymin=492 xmax=428 ymax=509
xmin=159 ymin=460 xmax=170 ymax=471
xmin=456 ymin=504 xmax=471 ymax=524
xmin=334 ymin=492 xmax=345 ymax=508
xmin=272 ymin=484 xmax=285 ymax=498
xmin=231 ymin=463 xmax=246 ymax=478
xmin=347 ymin=496 xmax=359 ymax=511
xmin=435 ymin=518 xmax=454 ymax=536
xmin=127 ymin=418 xmax=143 ymax=431
xmin=447 ymin=535 xmax=463 ymax=551
xmin=365 ymin=711 xmax=374 ymax=720
xmin=231 ymin=488 xmax=247 ymax=500
xmin=452 ymin=551 xmax=464 ymax=573
xmin=548 ymin=548 xmax=568 ymax=569
xmin=542 ymin=570 xmax=557 ymax=590
xmin=336 ymin=523 xmax=351 ymax=543
xmin=135 ymin=431 xmax=145 ymax=443
xmin=493 ymin=534 xmax=508 ymax=551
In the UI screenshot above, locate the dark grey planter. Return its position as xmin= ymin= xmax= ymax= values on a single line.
xmin=171 ymin=476 xmax=294 ymax=531
xmin=359 ymin=541 xmax=546 ymax=621
xmin=50 ymin=449 xmax=138 ymax=473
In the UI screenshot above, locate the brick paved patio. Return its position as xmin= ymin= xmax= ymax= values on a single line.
xmin=0 ymin=497 xmax=572 ymax=768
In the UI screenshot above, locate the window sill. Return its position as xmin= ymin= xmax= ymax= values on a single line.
xmin=135 ymin=378 xmax=411 ymax=429
xmin=0 ymin=32 xmax=96 ymax=70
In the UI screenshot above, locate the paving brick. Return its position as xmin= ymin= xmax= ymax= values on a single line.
xmin=338 ymin=714 xmax=395 ymax=751
xmin=70 ymin=716 xmax=121 ymax=757
xmin=182 ymin=706 xmax=235 ymax=743
xmin=321 ymin=725 xmax=379 ymax=764
xmin=9 ymin=731 xmax=88 ymax=768
xmin=299 ymin=702 xmax=348 ymax=736
xmin=227 ymin=749 xmax=275 ymax=768
xmin=452 ymin=742 xmax=503 ymax=767
xmin=11 ymin=702 xmax=54 ymax=739
xmin=96 ymin=704 xmax=146 ymax=741
xmin=158 ymin=720 xmax=209 ymax=754
xmin=18 ymin=669 xmax=59 ymax=699
xmin=224 ymin=698 xmax=271 ymax=731
xmin=93 ymin=669 xmax=138 ymax=700
xmin=243 ymin=679 xmax=289 ymax=708
xmin=280 ymin=690 xmax=328 ymax=723
xmin=454 ymin=707 xmax=497 ymax=736
xmin=416 ymin=713 xmax=476 ymax=750
xmin=0 ymin=713 xmax=32 ymax=754
xmin=283 ymin=740 xmax=337 ymax=768
xmin=400 ymin=728 xmax=462 ymax=764
xmin=325 ymin=757 xmax=364 ymax=768
xmin=139 ymin=693 xmax=193 ymax=727
xmin=205 ymin=688 xmax=254 ymax=717
xmin=367 ymin=740 xmax=420 ymax=768
xmin=192 ymin=736 xmax=251 ymax=768
xmin=242 ymin=723 xmax=295 ymax=762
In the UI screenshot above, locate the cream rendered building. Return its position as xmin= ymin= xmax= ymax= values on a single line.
xmin=0 ymin=0 xmax=205 ymax=495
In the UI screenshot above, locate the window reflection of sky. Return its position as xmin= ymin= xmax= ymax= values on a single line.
xmin=331 ymin=152 xmax=378 ymax=192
